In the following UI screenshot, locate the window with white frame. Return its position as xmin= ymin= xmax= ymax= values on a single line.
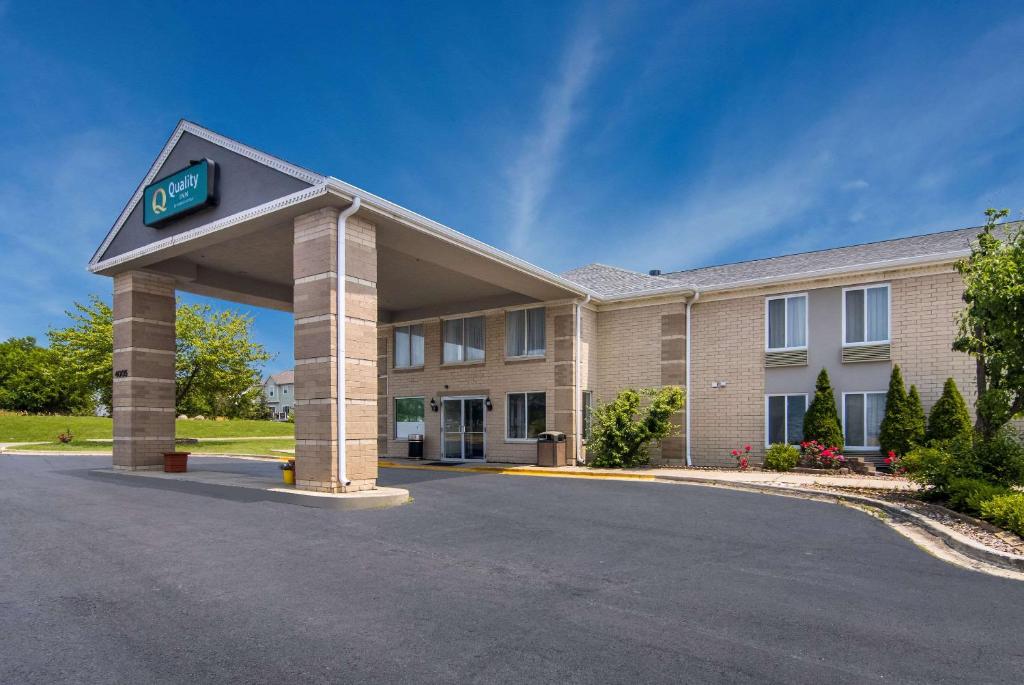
xmin=844 ymin=392 xmax=887 ymax=448
xmin=844 ymin=284 xmax=889 ymax=345
xmin=507 ymin=392 xmax=546 ymax=440
xmin=442 ymin=316 xmax=485 ymax=363
xmin=506 ymin=307 xmax=546 ymax=357
xmin=766 ymin=394 xmax=807 ymax=445
xmin=766 ymin=294 xmax=807 ymax=350
xmin=394 ymin=397 xmax=425 ymax=440
xmin=394 ymin=324 xmax=425 ymax=369
xmin=582 ymin=390 xmax=594 ymax=441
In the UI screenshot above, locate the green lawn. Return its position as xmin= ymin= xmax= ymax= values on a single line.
xmin=15 ymin=437 xmax=295 ymax=458
xmin=0 ymin=413 xmax=293 ymax=442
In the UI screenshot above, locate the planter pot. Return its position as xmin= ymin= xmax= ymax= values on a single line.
xmin=163 ymin=452 xmax=190 ymax=473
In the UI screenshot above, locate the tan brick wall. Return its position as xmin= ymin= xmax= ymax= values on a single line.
xmin=891 ymin=270 xmax=977 ymax=413
xmin=111 ymin=270 xmax=177 ymax=470
xmin=689 ymin=295 xmax=764 ymax=467
xmin=381 ymin=305 xmax=569 ymax=464
xmin=595 ymin=301 xmax=686 ymax=464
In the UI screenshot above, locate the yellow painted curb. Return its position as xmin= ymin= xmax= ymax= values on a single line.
xmin=377 ymin=460 xmax=656 ymax=481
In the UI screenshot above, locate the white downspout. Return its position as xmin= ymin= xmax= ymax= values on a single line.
xmin=336 ymin=196 xmax=361 ymax=487
xmin=685 ymin=291 xmax=699 ymax=467
xmin=575 ymin=294 xmax=591 ymax=464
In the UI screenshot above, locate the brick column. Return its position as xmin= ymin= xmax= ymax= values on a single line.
xmin=293 ymin=207 xmax=378 ymax=492
xmin=552 ymin=305 xmax=577 ymax=463
xmin=659 ymin=311 xmax=687 ymax=465
xmin=112 ymin=270 xmax=176 ymax=470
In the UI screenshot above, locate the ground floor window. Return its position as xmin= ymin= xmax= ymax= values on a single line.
xmin=582 ymin=390 xmax=593 ymax=441
xmin=507 ymin=392 xmax=546 ymax=440
xmin=766 ymin=394 xmax=806 ymax=445
xmin=395 ymin=397 xmax=425 ymax=440
xmin=843 ymin=392 xmax=886 ymax=448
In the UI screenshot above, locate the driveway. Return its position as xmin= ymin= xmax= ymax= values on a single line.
xmin=1 ymin=454 xmax=1022 ymax=684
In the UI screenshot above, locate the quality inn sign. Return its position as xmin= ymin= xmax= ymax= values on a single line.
xmin=143 ymin=158 xmax=218 ymax=227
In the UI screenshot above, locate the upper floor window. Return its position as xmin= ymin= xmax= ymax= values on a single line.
xmin=844 ymin=284 xmax=889 ymax=346
xmin=506 ymin=307 xmax=546 ymax=358
xmin=442 ymin=316 xmax=485 ymax=363
xmin=766 ymin=294 xmax=807 ymax=350
xmin=394 ymin=324 xmax=425 ymax=369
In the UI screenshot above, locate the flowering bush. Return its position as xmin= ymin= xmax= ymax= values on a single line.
xmin=799 ymin=440 xmax=845 ymax=469
xmin=883 ymin=450 xmax=906 ymax=475
xmin=730 ymin=444 xmax=752 ymax=470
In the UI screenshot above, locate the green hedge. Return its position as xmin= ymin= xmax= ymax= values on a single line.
xmin=763 ymin=443 xmax=800 ymax=471
xmin=979 ymin=493 xmax=1024 ymax=538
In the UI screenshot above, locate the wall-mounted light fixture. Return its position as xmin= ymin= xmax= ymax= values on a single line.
xmin=429 ymin=398 xmax=438 ymax=412
xmin=485 ymin=397 xmax=493 ymax=411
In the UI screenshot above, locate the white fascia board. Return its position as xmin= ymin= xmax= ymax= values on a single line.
xmin=88 ymin=184 xmax=331 ymax=274
xmin=322 ymin=178 xmax=599 ymax=301
xmin=88 ymin=120 xmax=325 ymax=268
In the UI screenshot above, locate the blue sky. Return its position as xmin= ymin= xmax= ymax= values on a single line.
xmin=2 ymin=0 xmax=1023 ymax=376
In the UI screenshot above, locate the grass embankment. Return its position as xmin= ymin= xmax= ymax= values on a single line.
xmin=0 ymin=413 xmax=294 ymax=456
xmin=17 ymin=438 xmax=295 ymax=457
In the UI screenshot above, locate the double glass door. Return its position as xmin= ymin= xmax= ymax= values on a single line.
xmin=442 ymin=397 xmax=486 ymax=461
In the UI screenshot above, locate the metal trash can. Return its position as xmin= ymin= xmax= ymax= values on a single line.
xmin=407 ymin=434 xmax=424 ymax=460
xmin=536 ymin=431 xmax=566 ymax=466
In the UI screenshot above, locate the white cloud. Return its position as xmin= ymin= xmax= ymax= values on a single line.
xmin=841 ymin=179 xmax=869 ymax=191
xmin=505 ymin=17 xmax=602 ymax=253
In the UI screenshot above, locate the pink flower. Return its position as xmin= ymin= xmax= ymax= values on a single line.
xmin=744 ymin=444 xmax=751 ymax=452
xmin=731 ymin=449 xmax=739 ymax=456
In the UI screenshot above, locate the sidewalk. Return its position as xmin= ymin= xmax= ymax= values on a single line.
xmin=378 ymin=459 xmax=918 ymax=491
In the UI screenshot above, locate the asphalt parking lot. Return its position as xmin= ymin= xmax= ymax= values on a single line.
xmin=2 ymin=454 xmax=1022 ymax=684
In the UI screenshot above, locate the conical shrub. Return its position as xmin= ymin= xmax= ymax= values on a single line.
xmin=926 ymin=377 xmax=973 ymax=443
xmin=803 ymin=369 xmax=843 ymax=450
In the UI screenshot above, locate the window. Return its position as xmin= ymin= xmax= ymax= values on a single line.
xmin=582 ymin=390 xmax=594 ymax=441
xmin=766 ymin=294 xmax=807 ymax=350
xmin=283 ymin=387 xmax=289 ymax=395
xmin=844 ymin=285 xmax=889 ymax=345
xmin=507 ymin=392 xmax=546 ymax=440
xmin=394 ymin=397 xmax=425 ymax=440
xmin=844 ymin=392 xmax=887 ymax=448
xmin=442 ymin=316 xmax=485 ymax=363
xmin=506 ymin=307 xmax=546 ymax=357
xmin=394 ymin=324 xmax=425 ymax=368
xmin=269 ymin=388 xmax=275 ymax=397
xmin=766 ymin=394 xmax=807 ymax=445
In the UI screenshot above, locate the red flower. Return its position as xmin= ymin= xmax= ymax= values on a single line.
xmin=731 ymin=449 xmax=739 ymax=456
xmin=884 ymin=456 xmax=892 ymax=464
xmin=888 ymin=450 xmax=896 ymax=458
xmin=744 ymin=444 xmax=751 ymax=452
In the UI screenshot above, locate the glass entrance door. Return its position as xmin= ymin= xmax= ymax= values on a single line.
xmin=441 ymin=397 xmax=486 ymax=461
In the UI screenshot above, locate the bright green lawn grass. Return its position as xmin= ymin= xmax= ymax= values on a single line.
xmin=0 ymin=413 xmax=293 ymax=442
xmin=16 ymin=437 xmax=295 ymax=457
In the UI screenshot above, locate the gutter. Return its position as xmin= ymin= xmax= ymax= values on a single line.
xmin=685 ymin=290 xmax=700 ymax=466
xmin=336 ymin=197 xmax=362 ymax=488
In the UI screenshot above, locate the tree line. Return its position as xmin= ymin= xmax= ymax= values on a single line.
xmin=0 ymin=296 xmax=273 ymax=418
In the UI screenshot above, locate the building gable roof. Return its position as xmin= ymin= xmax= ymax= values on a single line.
xmin=90 ymin=120 xmax=324 ymax=267
xmin=562 ymin=224 xmax=1001 ymax=298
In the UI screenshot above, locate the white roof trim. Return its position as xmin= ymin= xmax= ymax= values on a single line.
xmin=88 ymin=184 xmax=330 ymax=273
xmin=321 ymin=177 xmax=597 ymax=300
xmin=89 ymin=120 xmax=324 ymax=266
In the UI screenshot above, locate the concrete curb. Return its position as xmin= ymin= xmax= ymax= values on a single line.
xmin=92 ymin=468 xmax=410 ymax=511
xmin=648 ymin=473 xmax=1024 ymax=573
